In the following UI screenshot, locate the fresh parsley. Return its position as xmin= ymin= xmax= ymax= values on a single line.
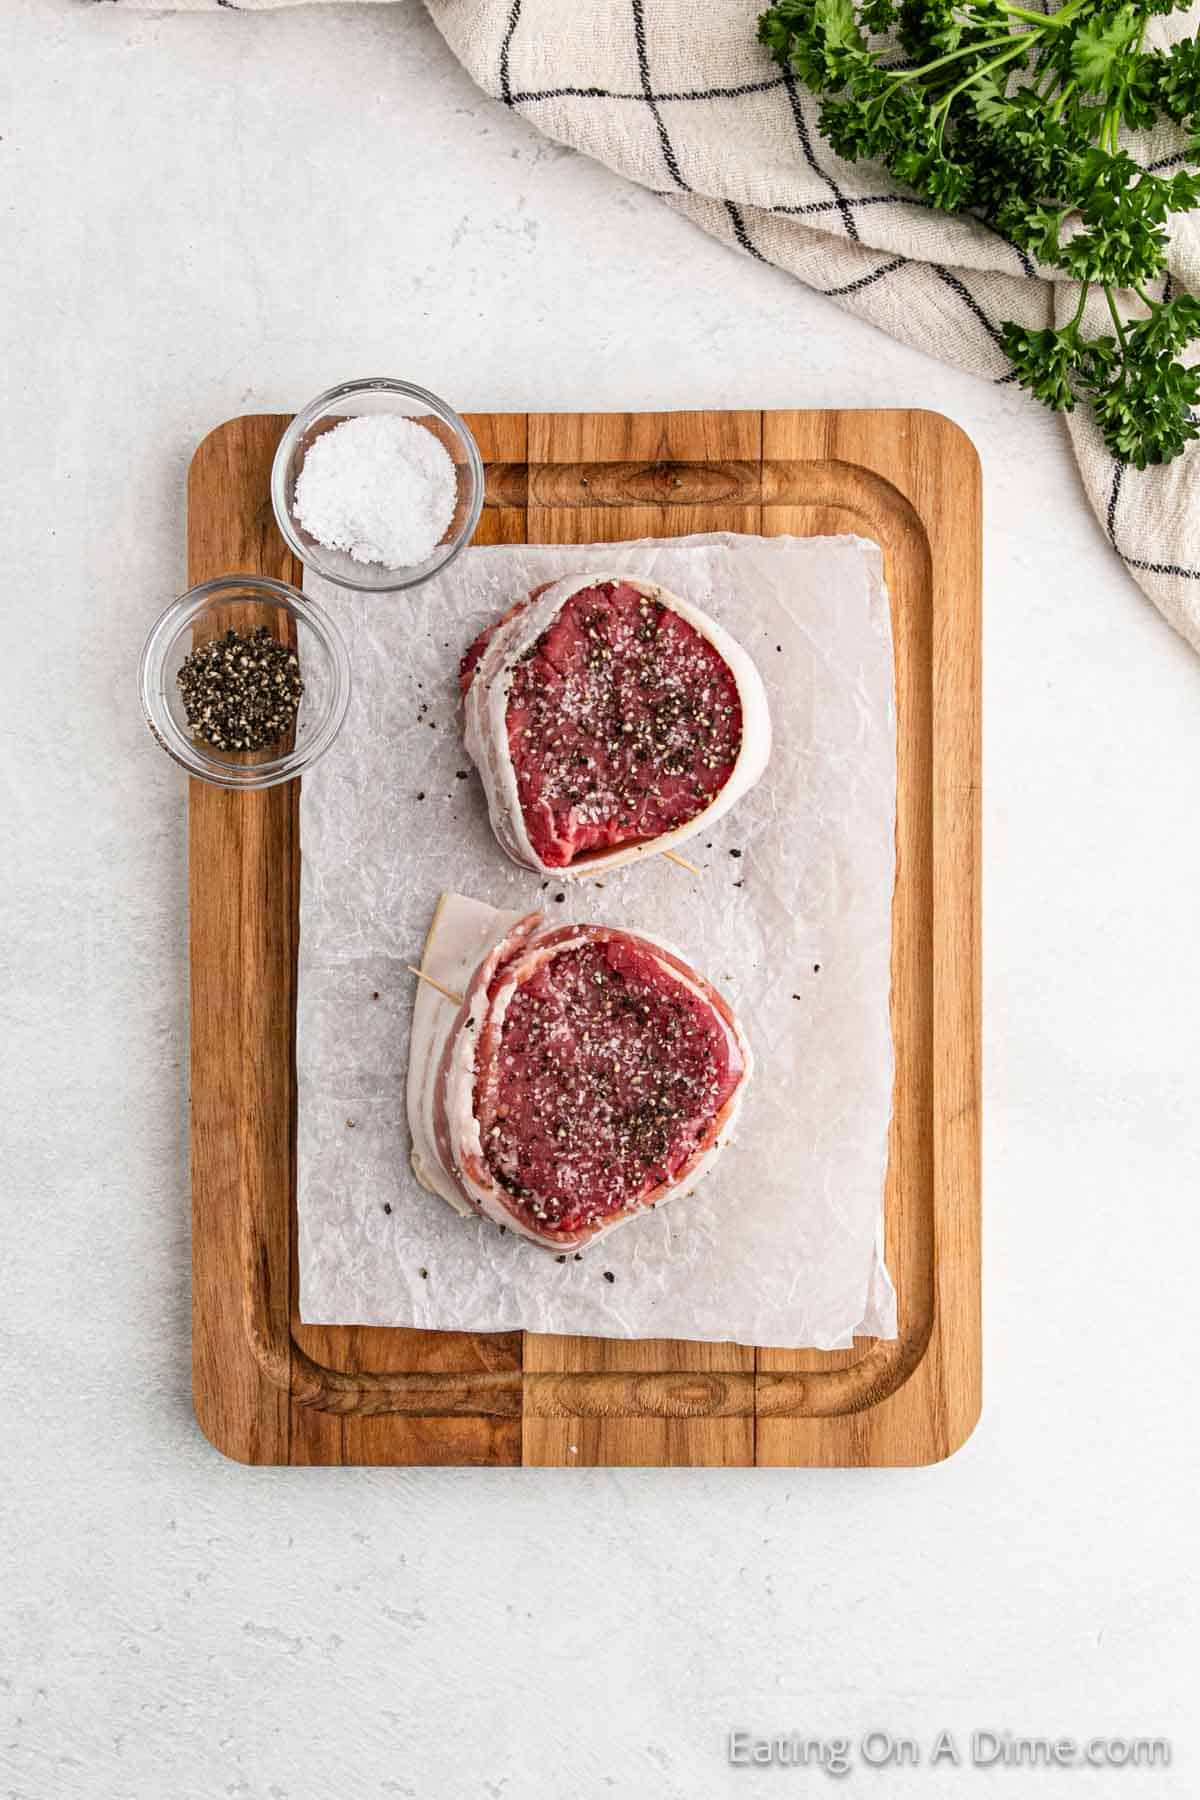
xmin=758 ymin=0 xmax=1200 ymax=466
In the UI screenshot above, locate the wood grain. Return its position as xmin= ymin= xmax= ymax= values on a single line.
xmin=188 ymin=408 xmax=981 ymax=1467
xmin=755 ymin=410 xmax=981 ymax=1466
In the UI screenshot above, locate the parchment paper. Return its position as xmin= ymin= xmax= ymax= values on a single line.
xmin=298 ymin=534 xmax=897 ymax=1348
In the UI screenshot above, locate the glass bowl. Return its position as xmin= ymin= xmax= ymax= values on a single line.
xmin=270 ymin=377 xmax=485 ymax=593
xmin=138 ymin=576 xmax=352 ymax=790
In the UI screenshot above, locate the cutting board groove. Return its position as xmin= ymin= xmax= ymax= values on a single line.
xmin=189 ymin=408 xmax=981 ymax=1468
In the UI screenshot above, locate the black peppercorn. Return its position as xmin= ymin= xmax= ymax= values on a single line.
xmin=176 ymin=625 xmax=304 ymax=752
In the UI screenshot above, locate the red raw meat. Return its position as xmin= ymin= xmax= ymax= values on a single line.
xmin=414 ymin=905 xmax=752 ymax=1250
xmin=460 ymin=575 xmax=769 ymax=875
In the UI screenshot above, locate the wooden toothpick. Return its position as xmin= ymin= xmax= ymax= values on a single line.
xmin=407 ymin=965 xmax=464 ymax=1006
xmin=662 ymin=848 xmax=702 ymax=876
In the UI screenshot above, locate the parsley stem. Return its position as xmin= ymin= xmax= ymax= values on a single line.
xmin=1070 ymin=282 xmax=1090 ymax=330
xmin=996 ymin=3 xmax=1066 ymax=24
xmin=932 ymin=37 xmax=1036 ymax=141
xmin=1050 ymin=78 xmax=1075 ymax=120
xmin=993 ymin=0 xmax=1092 ymax=27
xmin=889 ymin=32 xmax=1037 ymax=89
xmin=1103 ymin=283 xmax=1129 ymax=352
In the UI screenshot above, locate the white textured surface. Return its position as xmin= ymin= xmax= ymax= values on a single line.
xmin=3 ymin=2 xmax=1199 ymax=1795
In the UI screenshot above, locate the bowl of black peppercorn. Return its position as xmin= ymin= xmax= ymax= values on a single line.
xmin=138 ymin=575 xmax=351 ymax=790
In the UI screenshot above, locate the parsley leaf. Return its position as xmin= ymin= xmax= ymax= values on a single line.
xmin=759 ymin=0 xmax=1200 ymax=467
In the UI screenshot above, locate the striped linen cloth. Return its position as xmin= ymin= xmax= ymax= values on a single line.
xmin=113 ymin=0 xmax=1200 ymax=653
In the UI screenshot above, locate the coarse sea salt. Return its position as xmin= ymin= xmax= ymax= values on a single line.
xmin=293 ymin=413 xmax=458 ymax=569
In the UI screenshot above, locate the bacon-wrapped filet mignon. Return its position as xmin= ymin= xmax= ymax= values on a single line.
xmin=407 ymin=893 xmax=752 ymax=1250
xmin=460 ymin=575 xmax=771 ymax=876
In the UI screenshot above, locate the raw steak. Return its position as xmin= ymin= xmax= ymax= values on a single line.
xmin=407 ymin=893 xmax=752 ymax=1249
xmin=460 ymin=574 xmax=771 ymax=875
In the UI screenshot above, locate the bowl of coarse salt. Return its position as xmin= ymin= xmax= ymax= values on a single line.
xmin=271 ymin=377 xmax=485 ymax=593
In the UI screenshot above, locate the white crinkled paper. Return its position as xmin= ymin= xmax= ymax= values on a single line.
xmin=298 ymin=534 xmax=897 ymax=1348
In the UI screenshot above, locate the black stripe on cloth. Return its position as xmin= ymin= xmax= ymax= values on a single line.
xmin=1107 ymin=457 xmax=1200 ymax=580
xmin=821 ymin=255 xmax=907 ymax=297
xmin=930 ymin=264 xmax=1027 ymax=383
xmin=508 ymin=75 xmax=791 ymax=106
xmin=508 ymin=87 xmax=614 ymax=102
xmin=631 ymin=0 xmax=691 ymax=192
xmin=781 ymin=68 xmax=859 ymax=242
xmin=812 ymin=246 xmax=1025 ymax=376
xmin=771 ymin=191 xmax=1037 ymax=279
xmin=1106 ymin=461 xmax=1124 ymax=544
xmin=1123 ymin=554 xmax=1200 ymax=579
xmin=931 ymin=264 xmax=1007 ymax=348
xmin=725 ymin=201 xmax=769 ymax=262
xmin=771 ymin=193 xmax=931 ymax=218
xmin=970 ymin=215 xmax=1036 ymax=279
xmin=1149 ymin=150 xmax=1189 ymax=173
xmin=499 ymin=0 xmax=522 ymax=108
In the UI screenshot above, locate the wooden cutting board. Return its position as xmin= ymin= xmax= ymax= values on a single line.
xmin=189 ymin=408 xmax=981 ymax=1468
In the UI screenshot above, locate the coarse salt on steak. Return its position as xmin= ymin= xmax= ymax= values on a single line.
xmin=407 ymin=893 xmax=752 ymax=1249
xmin=460 ymin=574 xmax=771 ymax=875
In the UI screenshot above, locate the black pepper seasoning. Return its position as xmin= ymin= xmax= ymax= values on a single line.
xmin=176 ymin=625 xmax=304 ymax=752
